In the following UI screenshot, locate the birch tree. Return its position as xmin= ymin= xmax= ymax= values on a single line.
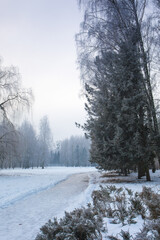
xmin=38 ymin=115 xmax=52 ymax=169
xmin=0 ymin=60 xmax=33 ymax=168
xmin=18 ymin=121 xmax=37 ymax=168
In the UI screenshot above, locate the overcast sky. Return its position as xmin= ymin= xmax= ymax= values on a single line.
xmin=0 ymin=0 xmax=86 ymax=141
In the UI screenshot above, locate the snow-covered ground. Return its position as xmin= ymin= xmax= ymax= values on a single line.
xmin=100 ymin=170 xmax=160 ymax=240
xmin=0 ymin=167 xmax=97 ymax=209
xmin=0 ymin=167 xmax=160 ymax=240
xmin=0 ymin=167 xmax=98 ymax=240
xmin=100 ymin=170 xmax=160 ymax=192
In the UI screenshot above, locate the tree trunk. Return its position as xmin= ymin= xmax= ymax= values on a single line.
xmin=138 ymin=163 xmax=145 ymax=179
xmin=146 ymin=167 xmax=151 ymax=181
xmin=124 ymin=168 xmax=128 ymax=176
xmin=152 ymin=162 xmax=156 ymax=173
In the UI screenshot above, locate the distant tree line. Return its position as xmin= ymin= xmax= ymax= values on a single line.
xmin=0 ymin=59 xmax=91 ymax=169
xmin=0 ymin=116 xmax=52 ymax=169
xmin=76 ymin=0 xmax=160 ymax=180
xmin=0 ymin=59 xmax=51 ymax=169
xmin=50 ymin=136 xmax=91 ymax=167
xmin=0 ymin=59 xmax=33 ymax=168
xmin=0 ymin=117 xmax=91 ymax=169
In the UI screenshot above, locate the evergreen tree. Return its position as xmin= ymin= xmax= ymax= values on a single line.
xmin=85 ymin=42 xmax=154 ymax=178
xmin=76 ymin=0 xmax=160 ymax=180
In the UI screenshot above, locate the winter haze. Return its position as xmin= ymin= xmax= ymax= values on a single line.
xmin=0 ymin=0 xmax=85 ymax=141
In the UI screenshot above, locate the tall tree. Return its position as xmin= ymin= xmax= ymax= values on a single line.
xmin=18 ymin=120 xmax=37 ymax=168
xmin=0 ymin=61 xmax=33 ymax=124
xmin=0 ymin=120 xmax=19 ymax=168
xmin=38 ymin=115 xmax=52 ymax=169
xmin=0 ymin=59 xmax=33 ymax=168
xmin=76 ymin=0 xmax=160 ymax=180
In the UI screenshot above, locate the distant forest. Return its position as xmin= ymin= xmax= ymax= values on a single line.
xmin=0 ymin=59 xmax=90 ymax=169
xmin=50 ymin=136 xmax=91 ymax=167
xmin=0 ymin=117 xmax=90 ymax=169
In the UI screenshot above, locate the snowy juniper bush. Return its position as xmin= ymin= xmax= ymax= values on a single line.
xmin=108 ymin=230 xmax=133 ymax=240
xmin=35 ymin=205 xmax=103 ymax=240
xmin=36 ymin=186 xmax=160 ymax=240
xmin=92 ymin=185 xmax=146 ymax=226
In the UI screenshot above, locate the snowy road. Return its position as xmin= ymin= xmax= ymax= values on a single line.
xmin=0 ymin=169 xmax=99 ymax=240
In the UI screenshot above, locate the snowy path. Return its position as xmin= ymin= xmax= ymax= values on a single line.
xmin=0 ymin=170 xmax=99 ymax=240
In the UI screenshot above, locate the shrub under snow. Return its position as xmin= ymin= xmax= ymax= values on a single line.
xmin=36 ymin=185 xmax=160 ymax=240
xmin=35 ymin=205 xmax=103 ymax=240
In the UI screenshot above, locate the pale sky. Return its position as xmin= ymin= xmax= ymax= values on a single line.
xmin=0 ymin=0 xmax=86 ymax=141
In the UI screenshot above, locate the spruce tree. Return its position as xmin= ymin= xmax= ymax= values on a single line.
xmin=84 ymin=38 xmax=154 ymax=180
xmin=76 ymin=0 xmax=160 ymax=180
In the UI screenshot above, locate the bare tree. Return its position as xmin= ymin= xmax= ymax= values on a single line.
xmin=0 ymin=59 xmax=33 ymax=168
xmin=0 ymin=120 xmax=19 ymax=168
xmin=18 ymin=120 xmax=37 ymax=168
xmin=38 ymin=115 xmax=52 ymax=169
xmin=0 ymin=60 xmax=33 ymax=124
xmin=58 ymin=136 xmax=90 ymax=167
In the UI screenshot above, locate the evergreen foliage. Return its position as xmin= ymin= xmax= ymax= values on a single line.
xmin=135 ymin=219 xmax=160 ymax=240
xmin=85 ymin=42 xmax=153 ymax=174
xmin=76 ymin=0 xmax=160 ymax=180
